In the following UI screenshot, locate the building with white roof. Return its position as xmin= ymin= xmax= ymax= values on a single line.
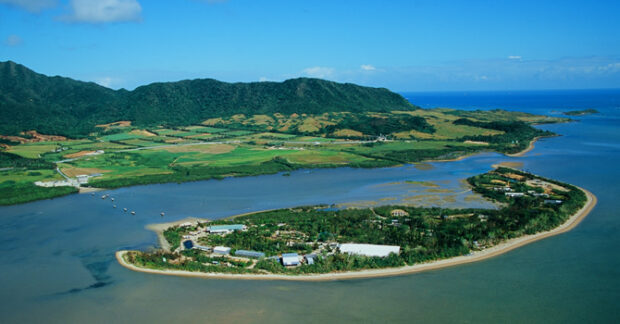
xmin=281 ymin=253 xmax=300 ymax=266
xmin=213 ymin=246 xmax=231 ymax=255
xmin=338 ymin=243 xmax=400 ymax=257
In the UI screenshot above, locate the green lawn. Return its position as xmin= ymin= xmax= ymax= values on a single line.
xmin=100 ymin=132 xmax=144 ymax=141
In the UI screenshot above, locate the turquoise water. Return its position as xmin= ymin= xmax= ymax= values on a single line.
xmin=1 ymin=90 xmax=619 ymax=323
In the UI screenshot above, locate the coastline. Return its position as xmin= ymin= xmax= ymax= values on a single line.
xmin=78 ymin=186 xmax=105 ymax=194
xmin=146 ymin=217 xmax=206 ymax=252
xmin=116 ymin=186 xmax=597 ymax=281
xmin=505 ymin=136 xmax=544 ymax=157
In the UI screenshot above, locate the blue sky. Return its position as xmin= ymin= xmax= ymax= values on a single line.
xmin=1 ymin=0 xmax=619 ymax=91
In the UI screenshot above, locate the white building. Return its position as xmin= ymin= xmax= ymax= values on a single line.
xmin=338 ymin=243 xmax=400 ymax=257
xmin=281 ymin=253 xmax=300 ymax=266
xmin=207 ymin=224 xmax=247 ymax=234
xmin=76 ymin=174 xmax=89 ymax=185
xmin=34 ymin=180 xmax=76 ymax=187
xmin=213 ymin=246 xmax=231 ymax=255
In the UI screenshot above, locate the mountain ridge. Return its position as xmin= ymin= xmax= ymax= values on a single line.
xmin=0 ymin=61 xmax=415 ymax=137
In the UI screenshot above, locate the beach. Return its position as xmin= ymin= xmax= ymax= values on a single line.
xmin=506 ymin=136 xmax=544 ymax=157
xmin=116 ymin=187 xmax=596 ymax=281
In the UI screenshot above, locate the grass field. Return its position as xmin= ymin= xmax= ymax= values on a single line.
xmin=0 ymin=109 xmax=568 ymax=204
xmin=8 ymin=143 xmax=61 ymax=158
xmin=100 ymin=132 xmax=145 ymax=141
xmin=0 ymin=169 xmax=62 ymax=184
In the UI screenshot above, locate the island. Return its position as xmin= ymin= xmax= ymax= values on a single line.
xmin=0 ymin=61 xmax=570 ymax=205
xmin=116 ymin=167 xmax=596 ymax=280
xmin=563 ymin=109 xmax=599 ymax=116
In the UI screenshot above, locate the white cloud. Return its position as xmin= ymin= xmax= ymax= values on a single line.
xmin=302 ymin=66 xmax=334 ymax=79
xmin=95 ymin=76 xmax=119 ymax=88
xmin=508 ymin=55 xmax=522 ymax=60
xmin=360 ymin=64 xmax=376 ymax=71
xmin=4 ymin=35 xmax=23 ymax=46
xmin=64 ymin=0 xmax=142 ymax=23
xmin=0 ymin=0 xmax=56 ymax=13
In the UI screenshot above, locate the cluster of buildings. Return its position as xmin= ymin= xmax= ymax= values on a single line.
xmin=491 ymin=180 xmax=564 ymax=205
xmin=180 ymin=221 xmax=402 ymax=268
xmin=34 ymin=172 xmax=101 ymax=188
xmin=504 ymin=190 xmax=562 ymax=204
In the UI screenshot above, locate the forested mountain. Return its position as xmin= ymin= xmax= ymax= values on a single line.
xmin=0 ymin=61 xmax=415 ymax=137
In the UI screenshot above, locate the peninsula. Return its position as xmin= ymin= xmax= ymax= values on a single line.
xmin=117 ymin=167 xmax=595 ymax=280
xmin=0 ymin=61 xmax=569 ymax=205
xmin=562 ymin=109 xmax=599 ymax=116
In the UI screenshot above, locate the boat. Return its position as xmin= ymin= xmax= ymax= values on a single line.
xmin=111 ymin=198 xmax=115 ymax=201
xmin=131 ymin=211 xmax=136 ymax=215
xmin=160 ymin=212 xmax=165 ymax=217
xmin=123 ymin=208 xmax=127 ymax=212
xmin=113 ymin=205 xmax=117 ymax=208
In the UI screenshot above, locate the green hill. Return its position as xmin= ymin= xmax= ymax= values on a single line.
xmin=0 ymin=61 xmax=415 ymax=137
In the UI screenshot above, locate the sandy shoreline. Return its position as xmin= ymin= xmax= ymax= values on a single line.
xmin=78 ymin=186 xmax=105 ymax=194
xmin=116 ymin=186 xmax=596 ymax=281
xmin=146 ymin=217 xmax=207 ymax=252
xmin=506 ymin=136 xmax=545 ymax=157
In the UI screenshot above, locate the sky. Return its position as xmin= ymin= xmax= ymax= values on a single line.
xmin=1 ymin=0 xmax=619 ymax=92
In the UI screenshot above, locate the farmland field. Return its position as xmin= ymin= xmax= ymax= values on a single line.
xmin=0 ymin=109 xmax=568 ymax=203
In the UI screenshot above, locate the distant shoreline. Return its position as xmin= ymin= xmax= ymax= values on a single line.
xmin=116 ymin=186 xmax=596 ymax=281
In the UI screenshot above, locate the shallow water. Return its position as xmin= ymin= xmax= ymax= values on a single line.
xmin=1 ymin=90 xmax=619 ymax=323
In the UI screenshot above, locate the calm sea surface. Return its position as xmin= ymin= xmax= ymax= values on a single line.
xmin=1 ymin=89 xmax=618 ymax=323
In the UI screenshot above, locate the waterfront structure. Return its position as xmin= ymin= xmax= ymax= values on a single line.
xmin=207 ymin=224 xmax=247 ymax=234
xmin=234 ymin=250 xmax=265 ymax=258
xmin=281 ymin=253 xmax=300 ymax=266
xmin=338 ymin=243 xmax=400 ymax=257
xmin=505 ymin=192 xmax=525 ymax=197
xmin=213 ymin=246 xmax=231 ymax=255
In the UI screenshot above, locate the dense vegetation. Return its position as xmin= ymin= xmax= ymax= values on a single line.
xmin=454 ymin=118 xmax=554 ymax=153
xmin=0 ymin=182 xmax=77 ymax=205
xmin=0 ymin=151 xmax=55 ymax=169
xmin=0 ymin=152 xmax=74 ymax=205
xmin=127 ymin=168 xmax=588 ymax=275
xmin=0 ymin=61 xmax=414 ymax=137
xmin=323 ymin=114 xmax=435 ymax=137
